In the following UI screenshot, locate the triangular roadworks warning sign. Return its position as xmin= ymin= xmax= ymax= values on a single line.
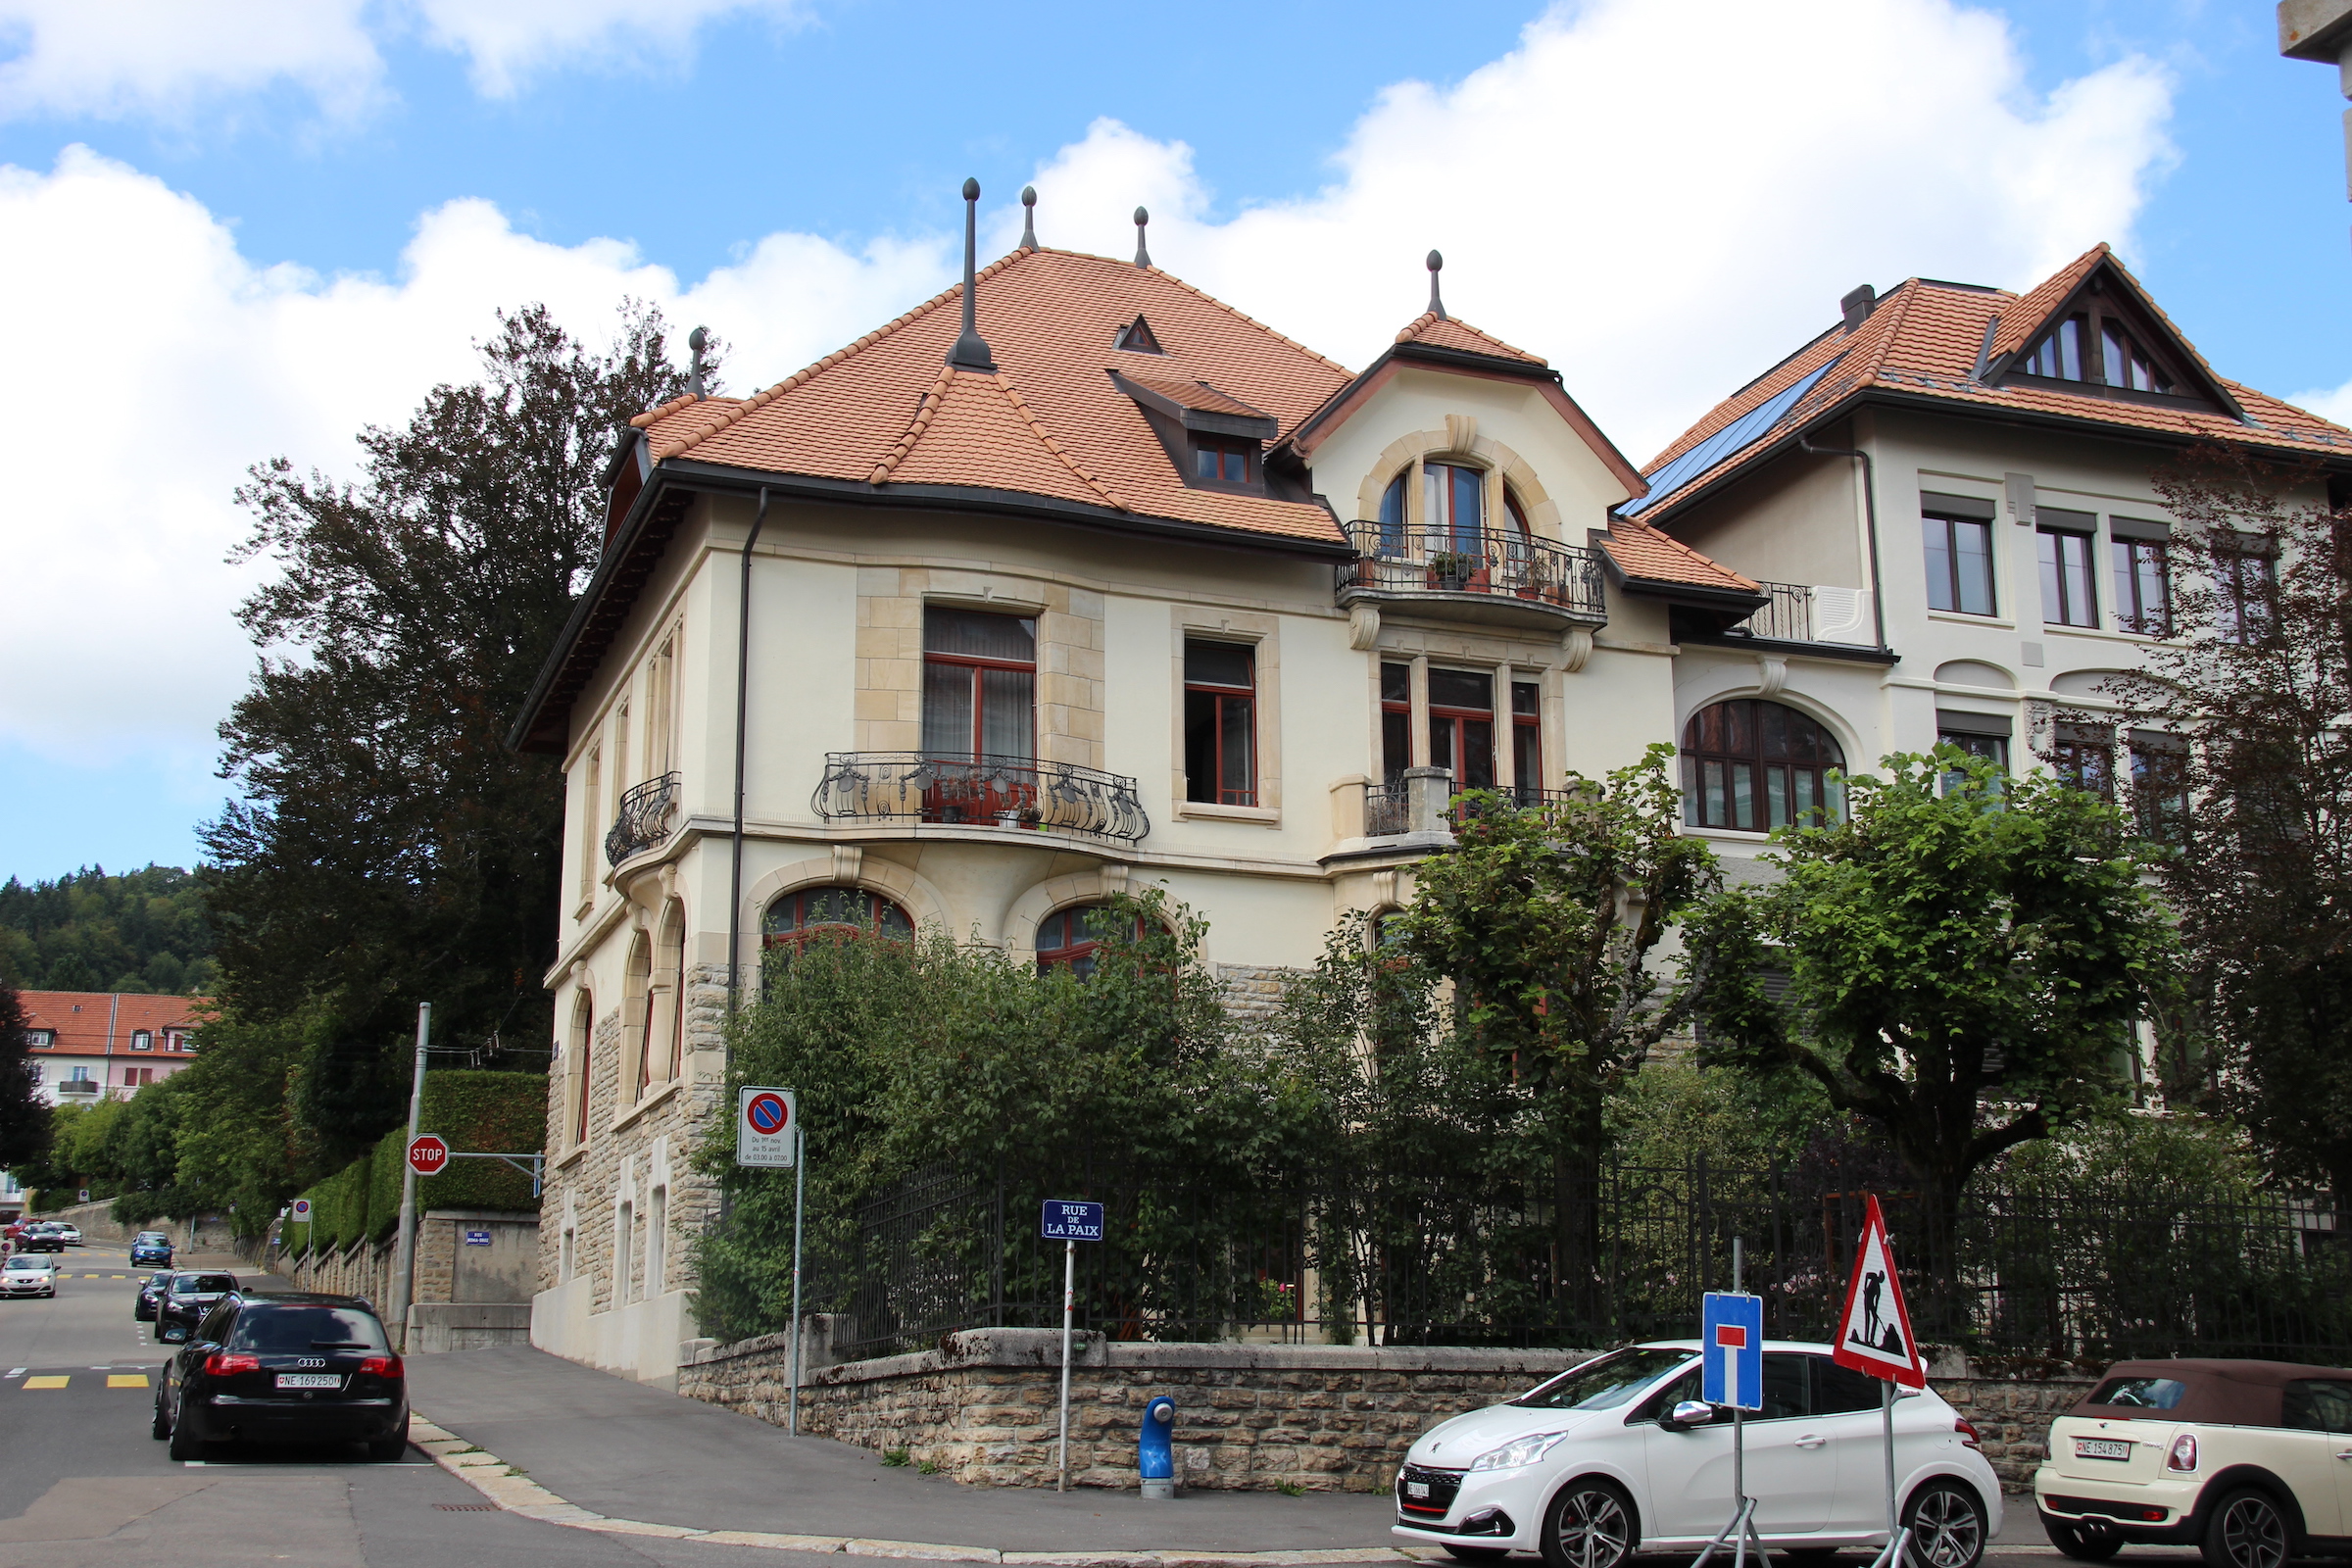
xmin=1832 ymin=1195 xmax=1926 ymax=1388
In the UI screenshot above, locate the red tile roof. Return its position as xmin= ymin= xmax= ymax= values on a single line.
xmin=1630 ymin=244 xmax=2352 ymax=522
xmin=1600 ymin=518 xmax=1761 ymax=594
xmin=1393 ymin=312 xmax=1548 ymax=366
xmin=20 ymin=992 xmax=209 ymax=1055
xmin=635 ymin=246 xmax=1356 ymax=547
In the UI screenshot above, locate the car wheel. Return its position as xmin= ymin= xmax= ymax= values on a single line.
xmin=2201 ymin=1489 xmax=2291 ymax=1568
xmin=1903 ymin=1480 xmax=1987 ymax=1568
xmin=2042 ymin=1515 xmax=2123 ymax=1563
xmin=1540 ymin=1477 xmax=1637 ymax=1568
xmin=166 ymin=1397 xmax=206 ymax=1461
xmin=151 ymin=1393 xmax=171 ymax=1441
xmin=1443 ymin=1548 xmax=1510 ymax=1563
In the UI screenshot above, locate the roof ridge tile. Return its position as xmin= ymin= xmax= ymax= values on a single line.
xmin=1394 ymin=310 xmax=1548 ymax=366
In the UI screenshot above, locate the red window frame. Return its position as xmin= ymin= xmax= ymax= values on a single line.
xmin=1184 ymin=640 xmax=1258 ymax=806
xmin=572 ymin=1002 xmax=594 ymax=1147
xmin=922 ymin=623 xmax=1036 ymax=761
xmin=1427 ymin=668 xmax=1494 ymax=791
xmin=1035 ymin=903 xmax=1147 ymax=978
xmin=1193 ymin=438 xmax=1253 ymax=484
xmin=762 ymin=887 xmax=914 ymax=952
xmin=1510 ymin=679 xmax=1542 ymax=803
xmin=1681 ymin=699 xmax=1845 ymax=831
xmin=1380 ymin=662 xmax=1411 ymax=785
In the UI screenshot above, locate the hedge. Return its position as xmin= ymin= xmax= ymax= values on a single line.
xmin=282 ymin=1070 xmax=545 ymax=1255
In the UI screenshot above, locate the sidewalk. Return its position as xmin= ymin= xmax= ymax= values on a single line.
xmin=405 ymin=1345 xmax=1403 ymax=1561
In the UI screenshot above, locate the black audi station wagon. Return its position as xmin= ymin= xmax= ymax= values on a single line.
xmin=154 ymin=1290 xmax=410 ymax=1460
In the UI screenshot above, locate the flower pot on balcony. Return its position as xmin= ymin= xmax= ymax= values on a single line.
xmin=1428 ymin=553 xmax=1477 ymax=592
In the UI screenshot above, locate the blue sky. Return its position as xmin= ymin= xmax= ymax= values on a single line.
xmin=0 ymin=0 xmax=2345 ymax=885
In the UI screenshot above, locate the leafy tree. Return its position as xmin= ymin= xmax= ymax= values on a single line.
xmin=1386 ymin=745 xmax=1719 ymax=1323
xmin=2101 ymin=448 xmax=2352 ymax=1200
xmin=0 ymin=986 xmax=48 ymax=1170
xmin=1685 ymin=751 xmax=2178 ymax=1319
xmin=202 ymin=304 xmax=706 ymax=1164
xmin=0 ymin=865 xmax=215 ymax=994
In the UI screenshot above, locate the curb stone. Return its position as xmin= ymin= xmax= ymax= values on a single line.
xmin=409 ymin=1409 xmax=1417 ymax=1563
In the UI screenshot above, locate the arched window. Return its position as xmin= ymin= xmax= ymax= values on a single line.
xmin=568 ymin=990 xmax=595 ymax=1148
xmin=1035 ymin=902 xmax=1144 ymax=978
xmin=1377 ymin=472 xmax=1407 ymax=556
xmin=1681 ymin=700 xmax=1844 ymax=831
xmin=762 ymin=886 xmax=913 ymax=951
xmin=652 ymin=900 xmax=686 ymax=1086
xmin=625 ymin=932 xmax=654 ymax=1101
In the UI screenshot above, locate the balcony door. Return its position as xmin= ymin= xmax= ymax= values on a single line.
xmin=920 ymin=608 xmax=1037 ymax=826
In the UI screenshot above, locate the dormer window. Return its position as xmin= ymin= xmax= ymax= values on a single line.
xmin=1113 ymin=315 xmax=1163 ymax=354
xmin=2011 ymin=286 xmax=2191 ymax=403
xmin=1194 ymin=437 xmax=1253 ymax=484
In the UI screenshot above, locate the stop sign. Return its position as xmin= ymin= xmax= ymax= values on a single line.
xmin=407 ymin=1134 xmax=450 ymax=1176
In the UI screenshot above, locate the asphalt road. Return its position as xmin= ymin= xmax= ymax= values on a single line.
xmin=0 ymin=1240 xmax=820 ymax=1568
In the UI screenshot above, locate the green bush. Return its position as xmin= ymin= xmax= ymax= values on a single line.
xmin=282 ymin=1069 xmax=547 ymax=1255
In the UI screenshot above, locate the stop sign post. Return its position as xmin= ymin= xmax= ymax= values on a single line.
xmin=407 ymin=1134 xmax=450 ymax=1177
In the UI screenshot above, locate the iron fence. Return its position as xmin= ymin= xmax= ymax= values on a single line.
xmin=1339 ymin=522 xmax=1608 ymax=619
xmin=796 ymin=1157 xmax=2352 ymax=1367
xmin=810 ymin=753 xmax=1149 ymax=845
xmin=605 ymin=772 xmax=679 ymax=866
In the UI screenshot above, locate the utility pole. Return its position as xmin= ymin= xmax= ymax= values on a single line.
xmin=387 ymin=1003 xmax=430 ymax=1352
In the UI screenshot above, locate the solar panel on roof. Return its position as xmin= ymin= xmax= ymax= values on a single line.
xmin=1622 ymin=359 xmax=1839 ymax=516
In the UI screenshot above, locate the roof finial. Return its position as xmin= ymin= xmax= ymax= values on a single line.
xmin=687 ymin=325 xmax=709 ymax=399
xmin=947 ymin=177 xmax=996 ymax=371
xmin=1019 ymin=185 xmax=1038 ymax=250
xmin=1427 ymin=251 xmax=1446 ymax=320
xmin=1133 ymin=206 xmax=1152 ymax=269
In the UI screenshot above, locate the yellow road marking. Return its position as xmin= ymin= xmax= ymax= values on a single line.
xmin=108 ymin=1375 xmax=150 ymax=1388
xmin=23 ymin=1376 xmax=67 ymax=1389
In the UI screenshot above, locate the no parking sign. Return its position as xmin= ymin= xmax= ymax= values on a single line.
xmin=736 ymin=1086 xmax=799 ymax=1168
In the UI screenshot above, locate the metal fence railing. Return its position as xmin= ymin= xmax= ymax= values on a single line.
xmin=791 ymin=1157 xmax=2352 ymax=1367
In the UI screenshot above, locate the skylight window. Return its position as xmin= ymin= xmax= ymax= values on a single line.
xmin=1622 ymin=360 xmax=1838 ymax=515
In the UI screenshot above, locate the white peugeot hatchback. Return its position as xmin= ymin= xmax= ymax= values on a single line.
xmin=1393 ymin=1341 xmax=2003 ymax=1568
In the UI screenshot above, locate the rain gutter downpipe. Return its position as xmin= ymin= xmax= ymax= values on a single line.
xmin=1798 ymin=434 xmax=1890 ymax=654
xmin=726 ymin=486 xmax=770 ymax=1023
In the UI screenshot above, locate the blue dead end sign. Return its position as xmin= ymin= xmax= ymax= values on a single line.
xmin=1040 ymin=1200 xmax=1104 ymax=1241
xmin=1701 ymin=1291 xmax=1765 ymax=1411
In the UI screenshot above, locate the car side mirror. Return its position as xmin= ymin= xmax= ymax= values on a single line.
xmin=1665 ymin=1399 xmax=1717 ymax=1430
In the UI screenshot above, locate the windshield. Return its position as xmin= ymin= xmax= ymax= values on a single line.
xmin=1513 ymin=1347 xmax=1694 ymax=1410
xmin=172 ymin=1274 xmax=236 ymax=1295
xmin=4 ymin=1257 xmax=46 ymax=1270
xmin=227 ymin=1305 xmax=390 ymax=1352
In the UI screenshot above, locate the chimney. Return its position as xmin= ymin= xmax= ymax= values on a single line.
xmin=1840 ymin=284 xmax=1878 ymax=332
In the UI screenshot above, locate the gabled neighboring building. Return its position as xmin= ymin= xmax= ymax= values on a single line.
xmin=19 ymin=991 xmax=206 ymax=1105
xmin=1622 ymin=244 xmax=2352 ymax=907
xmin=510 ymin=203 xmax=1755 ymax=1384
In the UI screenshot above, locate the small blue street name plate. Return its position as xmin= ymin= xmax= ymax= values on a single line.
xmin=1040 ymin=1200 xmax=1103 ymax=1242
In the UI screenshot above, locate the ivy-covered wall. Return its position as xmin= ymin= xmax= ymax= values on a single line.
xmin=281 ymin=1071 xmax=543 ymax=1255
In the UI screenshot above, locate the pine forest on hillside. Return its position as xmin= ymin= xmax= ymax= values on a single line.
xmin=0 ymin=865 xmax=216 ymax=996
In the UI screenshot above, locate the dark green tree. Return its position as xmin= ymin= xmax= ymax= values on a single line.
xmin=1685 ymin=751 xmax=2179 ymax=1309
xmin=2103 ymin=448 xmax=2352 ymax=1200
xmin=0 ymin=986 xmax=49 ymax=1171
xmin=203 ymin=303 xmax=708 ymax=1165
xmin=0 ymin=865 xmax=215 ymax=993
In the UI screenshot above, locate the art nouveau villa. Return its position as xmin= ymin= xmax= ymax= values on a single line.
xmin=510 ymin=192 xmax=2352 ymax=1383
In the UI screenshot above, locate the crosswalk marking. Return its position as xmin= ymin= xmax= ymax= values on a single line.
xmin=108 ymin=1374 xmax=150 ymax=1388
xmin=23 ymin=1376 xmax=68 ymax=1389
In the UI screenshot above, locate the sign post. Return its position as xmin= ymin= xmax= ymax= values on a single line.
xmin=1834 ymin=1196 xmax=1927 ymax=1568
xmin=736 ymin=1088 xmax=804 ymax=1434
xmin=388 ymin=1003 xmax=430 ymax=1352
xmin=1040 ymin=1199 xmax=1104 ymax=1492
xmin=1690 ymin=1239 xmax=1766 ymax=1568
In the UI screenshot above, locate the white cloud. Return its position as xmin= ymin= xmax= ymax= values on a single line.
xmin=1012 ymin=0 xmax=2175 ymax=464
xmin=0 ymin=145 xmax=944 ymax=767
xmin=0 ymin=0 xmax=805 ymax=122
xmin=0 ymin=0 xmax=2178 ymax=772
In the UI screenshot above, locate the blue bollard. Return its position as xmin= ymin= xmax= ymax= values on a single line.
xmin=1140 ymin=1395 xmax=1176 ymax=1499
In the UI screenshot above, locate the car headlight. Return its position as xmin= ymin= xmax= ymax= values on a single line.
xmin=1468 ymin=1431 xmax=1572 ymax=1472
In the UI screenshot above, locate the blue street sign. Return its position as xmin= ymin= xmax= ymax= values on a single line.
xmin=1701 ymin=1291 xmax=1765 ymax=1411
xmin=1040 ymin=1200 xmax=1104 ymax=1241
xmin=464 ymin=1229 xmax=492 ymax=1247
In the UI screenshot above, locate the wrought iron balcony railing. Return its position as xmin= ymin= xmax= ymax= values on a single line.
xmin=604 ymin=771 xmax=680 ymax=866
xmin=813 ymin=754 xmax=1150 ymax=846
xmin=1716 ymin=581 xmax=1879 ymax=647
xmin=1339 ymin=521 xmax=1607 ymax=619
xmin=1361 ymin=779 xmax=1574 ymax=839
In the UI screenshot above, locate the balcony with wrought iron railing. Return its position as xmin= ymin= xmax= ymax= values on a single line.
xmin=1338 ymin=521 xmax=1607 ymax=628
xmin=1685 ymin=580 xmax=1884 ymax=652
xmin=813 ymin=754 xmax=1149 ymax=846
xmin=1355 ymin=772 xmax=1575 ymax=842
xmin=605 ymin=771 xmax=680 ymax=866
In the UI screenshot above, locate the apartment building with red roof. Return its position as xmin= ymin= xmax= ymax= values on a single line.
xmin=1618 ymin=245 xmax=2352 ymax=988
xmin=19 ymin=991 xmax=206 ymax=1105
xmin=509 ymin=198 xmax=1765 ymax=1382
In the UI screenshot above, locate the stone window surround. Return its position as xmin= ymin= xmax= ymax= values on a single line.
xmin=1363 ymin=622 xmax=1566 ymax=796
xmin=1351 ymin=416 xmax=1570 ymax=543
xmin=1670 ymin=662 xmax=1866 ymax=781
xmin=734 ymin=846 xmax=948 ymax=979
xmin=1001 ymin=863 xmax=1175 ymax=964
xmin=1169 ymin=606 xmax=1282 ymax=823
